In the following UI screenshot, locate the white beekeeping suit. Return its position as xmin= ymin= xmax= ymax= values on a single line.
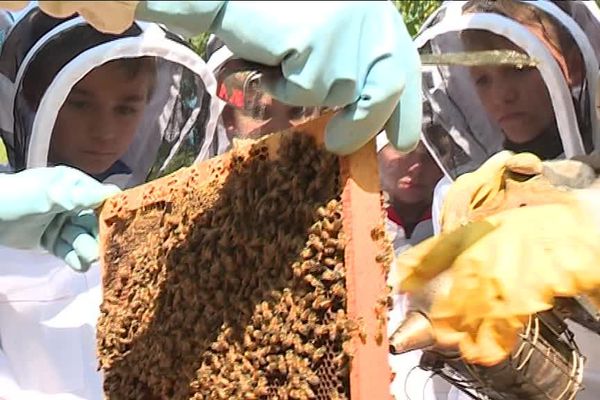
xmin=415 ymin=1 xmax=600 ymax=398
xmin=0 ymin=7 xmax=223 ymax=399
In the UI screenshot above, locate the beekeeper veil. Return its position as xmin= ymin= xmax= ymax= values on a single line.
xmin=0 ymin=7 xmax=225 ymax=189
xmin=551 ymin=0 xmax=600 ymax=123
xmin=204 ymin=34 xmax=325 ymax=141
xmin=415 ymin=0 xmax=599 ymax=180
xmin=550 ymin=1 xmax=600 ymax=60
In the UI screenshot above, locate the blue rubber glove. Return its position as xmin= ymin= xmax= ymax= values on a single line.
xmin=0 ymin=166 xmax=121 ymax=271
xmin=137 ymin=1 xmax=422 ymax=155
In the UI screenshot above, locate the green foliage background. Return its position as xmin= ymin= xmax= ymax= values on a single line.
xmin=394 ymin=0 xmax=442 ymax=37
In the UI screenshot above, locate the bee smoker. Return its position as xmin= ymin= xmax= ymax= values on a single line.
xmin=390 ymin=295 xmax=600 ymax=400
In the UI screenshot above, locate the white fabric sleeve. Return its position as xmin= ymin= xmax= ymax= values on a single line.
xmin=431 ymin=175 xmax=453 ymax=235
xmin=0 ymin=343 xmax=20 ymax=398
xmin=0 ymin=344 xmax=82 ymax=400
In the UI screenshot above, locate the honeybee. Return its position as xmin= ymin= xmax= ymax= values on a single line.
xmin=331 ymin=352 xmax=347 ymax=369
xmin=323 ymin=246 xmax=336 ymax=256
xmin=316 ymin=206 xmax=328 ymax=219
xmin=375 ymin=252 xmax=392 ymax=264
xmin=303 ymin=386 xmax=316 ymax=399
xmin=313 ymin=325 xmax=328 ymax=338
xmin=330 ymin=282 xmax=346 ymax=299
xmin=210 ymin=340 xmax=228 ymax=353
xmin=311 ymin=346 xmax=327 ymax=365
xmin=303 ymin=274 xmax=324 ymax=289
xmin=321 ymin=268 xmax=340 ymax=282
xmin=309 ymin=239 xmax=324 ymax=253
xmin=301 ymin=247 xmax=314 ymax=260
xmin=312 ymin=296 xmax=333 ymax=310
xmin=282 ymin=332 xmax=295 ymax=348
xmin=251 ymin=330 xmax=264 ymax=341
xmin=323 ymin=257 xmax=337 ymax=268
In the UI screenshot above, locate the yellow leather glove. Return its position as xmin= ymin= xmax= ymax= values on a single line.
xmin=441 ymin=150 xmax=596 ymax=232
xmin=396 ymin=152 xmax=600 ymax=366
xmin=0 ymin=1 xmax=139 ymax=34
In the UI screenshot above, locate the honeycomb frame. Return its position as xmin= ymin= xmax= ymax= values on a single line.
xmin=97 ymin=115 xmax=392 ymax=399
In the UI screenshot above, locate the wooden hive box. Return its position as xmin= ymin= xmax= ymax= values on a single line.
xmin=97 ymin=115 xmax=393 ymax=399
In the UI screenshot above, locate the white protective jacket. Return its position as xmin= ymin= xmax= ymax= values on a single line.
xmin=0 ymin=249 xmax=103 ymax=400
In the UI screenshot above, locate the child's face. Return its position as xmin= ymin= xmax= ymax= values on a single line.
xmin=377 ymin=142 xmax=443 ymax=205
xmin=48 ymin=61 xmax=153 ymax=174
xmin=469 ymin=29 xmax=564 ymax=143
xmin=470 ymin=61 xmax=555 ymax=144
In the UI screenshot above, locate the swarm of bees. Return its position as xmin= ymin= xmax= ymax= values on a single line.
xmin=97 ymin=131 xmax=389 ymax=399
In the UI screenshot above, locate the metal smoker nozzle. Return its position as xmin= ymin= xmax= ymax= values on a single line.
xmin=389 ymin=311 xmax=436 ymax=355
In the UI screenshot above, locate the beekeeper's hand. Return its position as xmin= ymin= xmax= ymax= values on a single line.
xmin=137 ymin=1 xmax=422 ymax=156
xmin=0 ymin=166 xmax=120 ymax=272
xmin=398 ymin=200 xmax=600 ymax=366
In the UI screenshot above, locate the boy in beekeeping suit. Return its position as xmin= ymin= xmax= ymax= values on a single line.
xmin=0 ymin=0 xmax=423 ymax=278
xmin=0 ymin=7 xmax=230 ymax=398
xmin=392 ymin=0 xmax=600 ymax=398
xmin=414 ymin=0 xmax=599 ymax=232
